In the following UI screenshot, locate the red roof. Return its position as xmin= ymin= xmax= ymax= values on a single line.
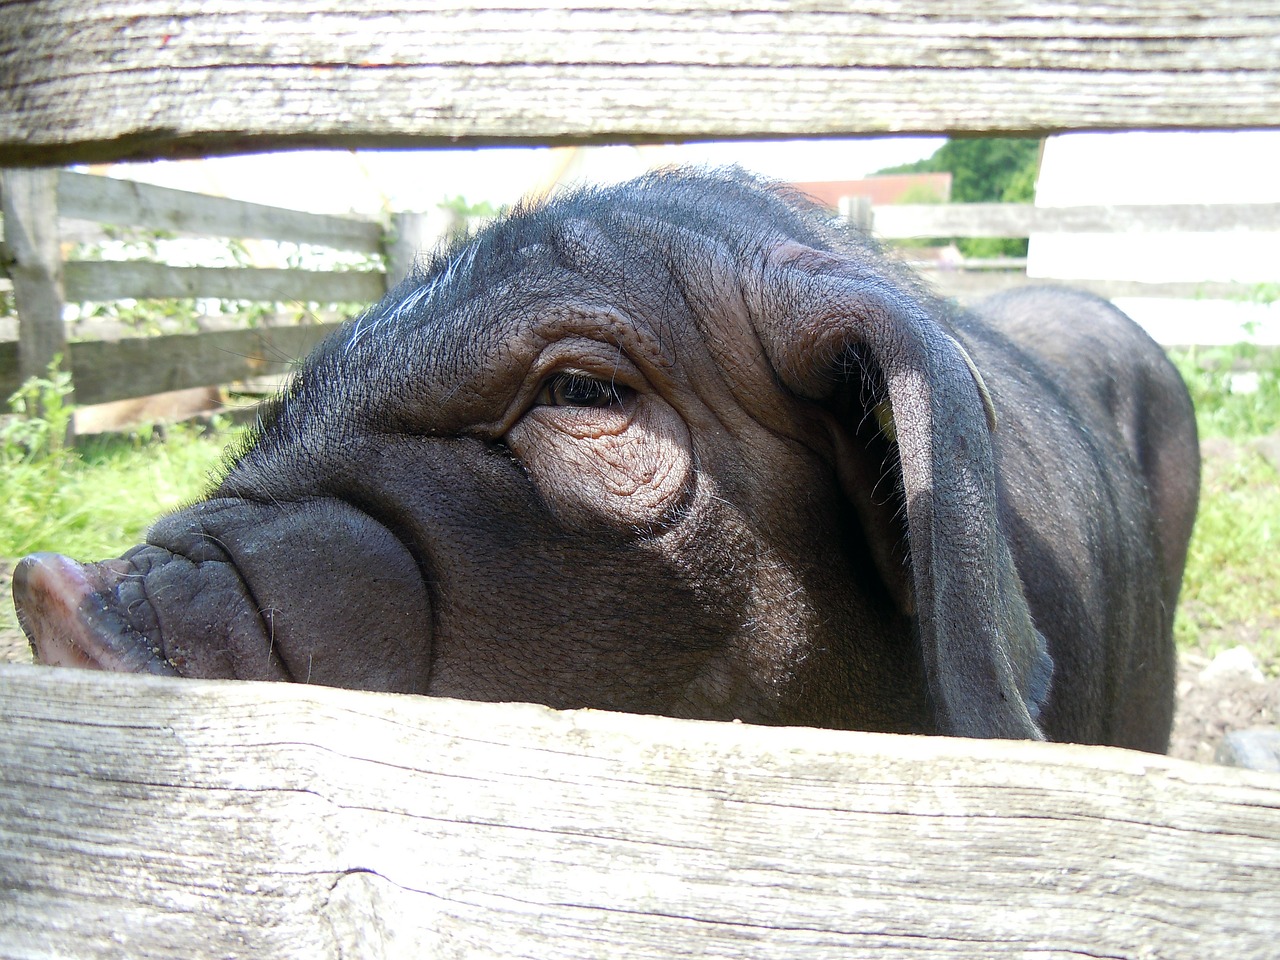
xmin=791 ymin=173 xmax=953 ymax=209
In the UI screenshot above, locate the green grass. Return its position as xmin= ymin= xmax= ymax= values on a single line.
xmin=1169 ymin=343 xmax=1280 ymax=438
xmin=1167 ymin=346 xmax=1280 ymax=670
xmin=1177 ymin=446 xmax=1280 ymax=667
xmin=0 ymin=418 xmax=235 ymax=653
xmin=0 ymin=424 xmax=232 ymax=560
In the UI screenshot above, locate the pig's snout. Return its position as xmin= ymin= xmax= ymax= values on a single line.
xmin=14 ymin=498 xmax=435 ymax=694
xmin=14 ymin=552 xmax=178 ymax=674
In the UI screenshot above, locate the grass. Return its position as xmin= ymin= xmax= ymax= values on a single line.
xmin=1178 ymin=446 xmax=1280 ymax=667
xmin=1168 ymin=345 xmax=1280 ymax=670
xmin=0 ymin=359 xmax=233 ymax=560
xmin=0 ymin=424 xmax=231 ymax=560
xmin=1169 ymin=342 xmax=1280 ymax=439
xmin=0 ymin=414 xmax=234 ymax=651
xmin=1 ymin=346 xmax=1277 ymax=670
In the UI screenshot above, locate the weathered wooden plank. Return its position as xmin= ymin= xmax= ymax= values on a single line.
xmin=872 ymin=202 xmax=1280 ymax=239
xmin=72 ymin=385 xmax=226 ymax=434
xmin=0 ymin=169 xmax=68 ymax=384
xmin=0 ymin=664 xmax=1276 ymax=959
xmin=0 ymin=1 xmax=1277 ymax=165
xmin=63 ymin=260 xmax=385 ymax=304
xmin=65 ymin=322 xmax=342 ymax=404
xmin=56 ymin=170 xmax=385 ymax=252
xmin=386 ymin=210 xmax=443 ymax=287
xmin=0 ymin=322 xmax=342 ymax=404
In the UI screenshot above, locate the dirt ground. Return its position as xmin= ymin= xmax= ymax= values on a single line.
xmin=1171 ymin=644 xmax=1278 ymax=764
xmin=2 ymin=436 xmax=1277 ymax=764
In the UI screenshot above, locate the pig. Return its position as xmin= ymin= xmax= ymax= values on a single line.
xmin=13 ymin=167 xmax=1200 ymax=751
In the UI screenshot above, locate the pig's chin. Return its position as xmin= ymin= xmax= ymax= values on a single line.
xmin=13 ymin=552 xmax=182 ymax=675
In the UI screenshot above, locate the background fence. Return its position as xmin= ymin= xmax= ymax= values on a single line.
xmin=3 ymin=167 xmax=1277 ymax=428
xmin=0 ymin=168 xmax=405 ymax=422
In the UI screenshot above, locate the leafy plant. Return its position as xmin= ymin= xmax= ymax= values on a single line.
xmin=1 ymin=356 xmax=76 ymax=463
xmin=438 ymin=195 xmax=506 ymax=242
xmin=0 ymin=418 xmax=233 ymax=560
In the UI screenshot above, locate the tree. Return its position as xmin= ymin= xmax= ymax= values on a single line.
xmin=877 ymin=138 xmax=1041 ymax=256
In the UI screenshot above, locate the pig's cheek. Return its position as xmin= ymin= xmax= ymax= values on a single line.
xmin=506 ymin=404 xmax=693 ymax=531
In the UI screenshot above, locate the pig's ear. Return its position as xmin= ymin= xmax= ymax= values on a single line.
xmin=741 ymin=240 xmax=1051 ymax=739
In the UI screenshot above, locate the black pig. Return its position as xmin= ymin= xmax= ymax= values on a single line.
xmin=13 ymin=168 xmax=1199 ymax=750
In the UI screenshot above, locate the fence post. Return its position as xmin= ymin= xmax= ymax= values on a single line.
xmin=385 ymin=210 xmax=446 ymax=289
xmin=839 ymin=194 xmax=874 ymax=232
xmin=1 ymin=168 xmax=69 ymax=391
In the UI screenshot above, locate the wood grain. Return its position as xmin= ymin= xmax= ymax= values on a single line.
xmin=62 ymin=260 xmax=385 ymax=304
xmin=1 ymin=664 xmax=1277 ymax=959
xmin=0 ymin=322 xmax=342 ymax=404
xmin=56 ymin=170 xmax=385 ymax=252
xmin=1 ymin=1 xmax=1277 ymax=164
xmin=920 ymin=271 xmax=1268 ymax=305
xmin=0 ymin=170 xmax=67 ymax=383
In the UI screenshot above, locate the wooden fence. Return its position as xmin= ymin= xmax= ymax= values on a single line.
xmin=3 ymin=167 xmax=1277 ymax=419
xmin=875 ymin=201 xmax=1280 ymax=304
xmin=2 ymin=2 xmax=1279 ymax=958
xmin=2 ymin=664 xmax=1278 ymax=959
xmin=0 ymin=167 xmax=432 ymax=412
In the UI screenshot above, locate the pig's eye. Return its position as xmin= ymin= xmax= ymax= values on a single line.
xmin=534 ymin=372 xmax=629 ymax=408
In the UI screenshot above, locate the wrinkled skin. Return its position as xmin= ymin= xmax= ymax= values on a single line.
xmin=13 ymin=168 xmax=1200 ymax=750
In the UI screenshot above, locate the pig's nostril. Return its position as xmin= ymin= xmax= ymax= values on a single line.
xmin=13 ymin=552 xmax=178 ymax=675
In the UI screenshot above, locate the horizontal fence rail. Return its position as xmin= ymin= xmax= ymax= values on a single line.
xmin=919 ymin=273 xmax=1267 ymax=305
xmin=0 ymin=168 xmax=403 ymax=417
xmin=1 ymin=2 xmax=1278 ymax=165
xmin=847 ymin=200 xmax=1280 ymax=304
xmin=62 ymin=260 xmax=385 ymax=304
xmin=866 ymin=202 xmax=1280 ymax=239
xmin=2 ymin=664 xmax=1279 ymax=960
xmin=55 ymin=169 xmax=385 ymax=251
xmin=18 ymin=323 xmax=344 ymax=407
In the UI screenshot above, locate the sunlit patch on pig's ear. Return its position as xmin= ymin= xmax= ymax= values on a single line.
xmin=947 ymin=332 xmax=998 ymax=432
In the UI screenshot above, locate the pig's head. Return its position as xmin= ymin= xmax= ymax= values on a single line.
xmin=14 ymin=168 xmax=1051 ymax=739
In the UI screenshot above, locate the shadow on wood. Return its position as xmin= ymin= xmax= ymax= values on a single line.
xmin=1 ymin=664 xmax=1277 ymax=959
